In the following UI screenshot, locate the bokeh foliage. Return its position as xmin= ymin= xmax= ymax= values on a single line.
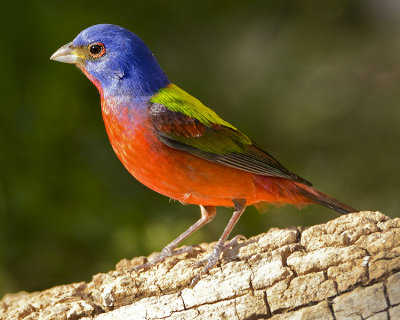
xmin=1 ymin=0 xmax=399 ymax=296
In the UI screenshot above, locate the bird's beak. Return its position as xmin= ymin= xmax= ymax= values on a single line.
xmin=50 ymin=42 xmax=84 ymax=64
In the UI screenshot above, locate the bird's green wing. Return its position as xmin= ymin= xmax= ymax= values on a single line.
xmin=149 ymin=84 xmax=311 ymax=185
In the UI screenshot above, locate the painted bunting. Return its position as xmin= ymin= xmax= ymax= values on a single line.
xmin=51 ymin=24 xmax=356 ymax=286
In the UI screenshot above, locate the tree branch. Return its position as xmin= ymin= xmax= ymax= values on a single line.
xmin=1 ymin=211 xmax=400 ymax=319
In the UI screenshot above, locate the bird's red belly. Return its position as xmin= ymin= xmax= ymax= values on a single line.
xmin=102 ymin=108 xmax=269 ymax=207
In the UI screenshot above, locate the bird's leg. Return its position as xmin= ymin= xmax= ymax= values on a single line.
xmin=134 ymin=205 xmax=216 ymax=271
xmin=191 ymin=199 xmax=246 ymax=287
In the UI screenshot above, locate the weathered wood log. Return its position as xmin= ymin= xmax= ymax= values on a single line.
xmin=1 ymin=211 xmax=399 ymax=320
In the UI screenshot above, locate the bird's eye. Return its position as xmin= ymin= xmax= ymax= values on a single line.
xmin=88 ymin=43 xmax=106 ymax=58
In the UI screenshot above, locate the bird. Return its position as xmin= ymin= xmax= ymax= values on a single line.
xmin=50 ymin=24 xmax=357 ymax=286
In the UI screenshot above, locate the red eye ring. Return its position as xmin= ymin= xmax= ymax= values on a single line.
xmin=88 ymin=42 xmax=106 ymax=58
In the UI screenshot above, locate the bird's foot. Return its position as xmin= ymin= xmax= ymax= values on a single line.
xmin=133 ymin=245 xmax=203 ymax=272
xmin=190 ymin=235 xmax=246 ymax=287
xmin=190 ymin=245 xmax=221 ymax=287
xmin=222 ymin=234 xmax=247 ymax=250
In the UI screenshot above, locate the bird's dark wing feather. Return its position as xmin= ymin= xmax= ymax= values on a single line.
xmin=148 ymin=103 xmax=311 ymax=186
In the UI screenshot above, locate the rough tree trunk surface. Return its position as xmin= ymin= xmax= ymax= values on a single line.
xmin=1 ymin=211 xmax=400 ymax=320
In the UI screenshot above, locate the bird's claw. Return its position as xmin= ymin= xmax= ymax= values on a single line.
xmin=133 ymin=245 xmax=203 ymax=272
xmin=190 ymin=255 xmax=220 ymax=287
xmin=173 ymin=244 xmax=203 ymax=256
xmin=190 ymin=235 xmax=246 ymax=287
xmin=222 ymin=234 xmax=246 ymax=250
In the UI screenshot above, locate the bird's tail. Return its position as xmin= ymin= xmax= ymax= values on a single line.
xmin=294 ymin=183 xmax=357 ymax=214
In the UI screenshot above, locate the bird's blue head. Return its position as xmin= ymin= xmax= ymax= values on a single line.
xmin=51 ymin=24 xmax=170 ymax=100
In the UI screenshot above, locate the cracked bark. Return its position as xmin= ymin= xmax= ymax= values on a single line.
xmin=1 ymin=211 xmax=400 ymax=320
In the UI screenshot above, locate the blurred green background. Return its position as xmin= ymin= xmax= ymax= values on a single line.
xmin=1 ymin=0 xmax=399 ymax=297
